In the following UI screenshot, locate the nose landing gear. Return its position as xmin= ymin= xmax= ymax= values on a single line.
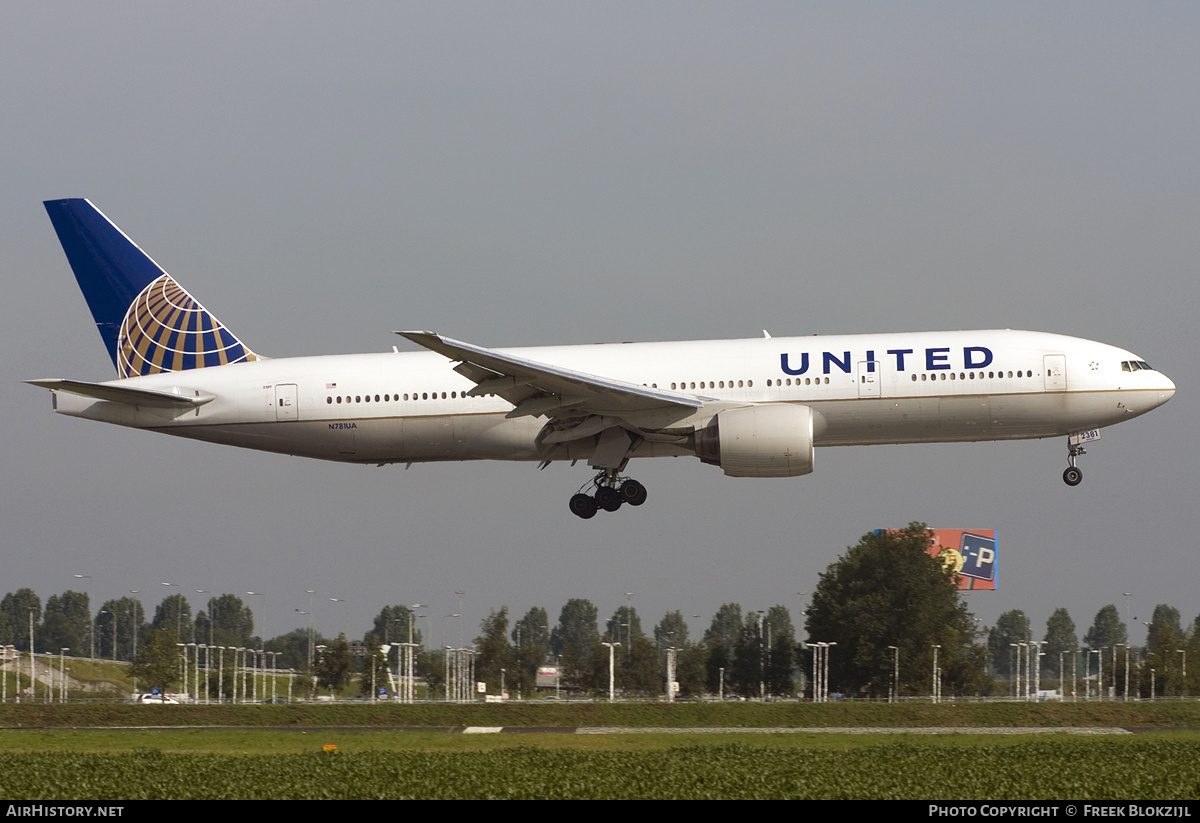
xmin=568 ymin=469 xmax=648 ymax=518
xmin=1063 ymin=439 xmax=1086 ymax=486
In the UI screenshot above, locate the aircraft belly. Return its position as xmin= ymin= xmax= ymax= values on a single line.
xmin=988 ymin=390 xmax=1149 ymax=436
xmin=812 ymin=390 xmax=1144 ymax=446
xmin=809 ymin=397 xmax=943 ymax=446
xmin=149 ymin=413 xmax=544 ymax=463
xmin=399 ymin=415 xmax=540 ymax=460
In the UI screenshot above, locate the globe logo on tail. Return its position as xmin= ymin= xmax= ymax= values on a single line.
xmin=117 ymin=274 xmax=257 ymax=378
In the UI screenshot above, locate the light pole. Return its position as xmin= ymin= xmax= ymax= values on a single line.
xmin=295 ymin=609 xmax=311 ymax=674
xmin=268 ymin=652 xmax=279 ymax=700
xmin=28 ymin=607 xmax=36 ymax=703
xmin=1110 ymin=645 xmax=1119 ymax=700
xmin=3 ymin=646 xmax=13 ymax=703
xmin=1009 ymin=643 xmax=1019 ymax=698
xmin=1123 ymin=644 xmax=1130 ymax=702
xmin=314 ymin=645 xmax=326 ymax=699
xmin=888 ymin=645 xmax=899 ymax=703
xmin=665 ymin=646 xmax=677 ymax=703
xmin=932 ymin=645 xmax=941 ymax=704
xmin=190 ymin=643 xmax=200 ymax=702
xmin=234 ymin=647 xmax=245 ymax=703
xmin=73 ymin=575 xmax=93 ymax=659
xmin=127 ymin=591 xmax=141 ymax=695
xmin=176 ymin=643 xmax=187 ymax=698
xmin=455 ymin=591 xmax=465 ymax=650
xmin=625 ymin=592 xmax=633 ymax=663
xmin=825 ymin=642 xmax=837 ymax=701
xmin=811 ymin=642 xmax=836 ymax=702
xmin=1030 ymin=641 xmax=1044 ymax=700
xmin=330 ymin=598 xmax=349 ymax=638
xmin=756 ymin=610 xmax=766 ymax=700
xmin=304 ymin=590 xmax=317 ymax=672
xmin=1017 ymin=642 xmax=1027 ymax=700
xmin=601 ymin=641 xmax=620 ymax=702
xmin=405 ymin=605 xmax=424 ymax=704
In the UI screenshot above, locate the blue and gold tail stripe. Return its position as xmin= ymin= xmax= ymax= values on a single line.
xmin=117 ymin=275 xmax=257 ymax=378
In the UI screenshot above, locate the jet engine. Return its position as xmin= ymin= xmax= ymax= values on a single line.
xmin=694 ymin=403 xmax=815 ymax=477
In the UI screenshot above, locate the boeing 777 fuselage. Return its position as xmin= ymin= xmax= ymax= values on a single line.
xmin=30 ymin=199 xmax=1176 ymax=518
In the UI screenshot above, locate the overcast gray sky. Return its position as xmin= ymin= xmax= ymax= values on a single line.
xmin=3 ymin=3 xmax=1195 ymax=650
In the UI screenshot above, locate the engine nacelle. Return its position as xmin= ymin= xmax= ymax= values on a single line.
xmin=695 ymin=403 xmax=815 ymax=478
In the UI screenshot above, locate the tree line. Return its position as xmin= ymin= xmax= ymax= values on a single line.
xmin=5 ymin=524 xmax=1197 ymax=699
xmin=987 ymin=602 xmax=1200 ymax=698
xmin=0 ymin=589 xmax=256 ymax=662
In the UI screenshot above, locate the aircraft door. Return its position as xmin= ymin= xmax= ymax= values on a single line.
xmin=1043 ymin=355 xmax=1066 ymax=392
xmin=857 ymin=361 xmax=881 ymax=398
xmin=275 ymin=384 xmax=298 ymax=420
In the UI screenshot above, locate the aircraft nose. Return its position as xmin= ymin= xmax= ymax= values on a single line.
xmin=1157 ymin=372 xmax=1176 ymax=406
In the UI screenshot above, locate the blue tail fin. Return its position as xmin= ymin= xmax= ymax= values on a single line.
xmin=44 ymin=199 xmax=258 ymax=378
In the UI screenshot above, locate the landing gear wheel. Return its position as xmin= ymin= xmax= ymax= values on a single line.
xmin=596 ymin=486 xmax=623 ymax=512
xmin=619 ymin=479 xmax=648 ymax=507
xmin=1063 ymin=466 xmax=1083 ymax=487
xmin=569 ymin=493 xmax=598 ymax=519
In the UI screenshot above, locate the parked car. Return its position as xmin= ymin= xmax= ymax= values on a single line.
xmin=125 ymin=693 xmax=180 ymax=705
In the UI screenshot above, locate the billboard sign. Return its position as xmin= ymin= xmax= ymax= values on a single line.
xmin=928 ymin=529 xmax=997 ymax=590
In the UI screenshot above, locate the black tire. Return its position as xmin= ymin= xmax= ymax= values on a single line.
xmin=569 ymin=493 xmax=598 ymax=519
xmin=596 ymin=486 xmax=623 ymax=512
xmin=1063 ymin=466 xmax=1083 ymax=486
xmin=620 ymin=479 xmax=648 ymax=507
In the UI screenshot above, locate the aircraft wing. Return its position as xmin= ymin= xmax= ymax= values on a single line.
xmin=396 ymin=331 xmax=704 ymax=425
xmin=26 ymin=379 xmax=215 ymax=409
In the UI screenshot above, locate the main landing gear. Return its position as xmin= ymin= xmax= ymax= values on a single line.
xmin=1063 ymin=439 xmax=1085 ymax=487
xmin=568 ymin=469 xmax=648 ymax=519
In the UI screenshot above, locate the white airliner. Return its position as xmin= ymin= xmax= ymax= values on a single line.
xmin=31 ymin=199 xmax=1175 ymax=518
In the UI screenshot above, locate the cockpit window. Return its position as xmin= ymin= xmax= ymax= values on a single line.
xmin=1121 ymin=360 xmax=1156 ymax=372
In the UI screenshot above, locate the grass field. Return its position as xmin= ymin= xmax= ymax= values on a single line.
xmin=2 ymin=703 xmax=1199 ymax=799
xmin=0 ymin=732 xmax=1198 ymax=799
xmin=4 ymin=698 xmax=1200 ymax=728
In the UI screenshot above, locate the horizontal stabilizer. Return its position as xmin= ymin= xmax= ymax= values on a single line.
xmin=26 ymin=379 xmax=214 ymax=409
